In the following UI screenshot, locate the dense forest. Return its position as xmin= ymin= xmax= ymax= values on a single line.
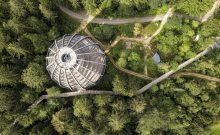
xmin=0 ymin=0 xmax=220 ymax=135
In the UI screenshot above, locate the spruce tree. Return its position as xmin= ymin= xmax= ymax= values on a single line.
xmin=21 ymin=62 xmax=48 ymax=90
xmin=0 ymin=65 xmax=18 ymax=86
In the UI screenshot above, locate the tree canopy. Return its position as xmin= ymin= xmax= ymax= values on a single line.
xmin=0 ymin=0 xmax=220 ymax=135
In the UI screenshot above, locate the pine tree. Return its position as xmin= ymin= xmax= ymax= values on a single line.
xmin=93 ymin=95 xmax=113 ymax=107
xmin=21 ymin=62 xmax=48 ymax=90
xmin=0 ymin=28 xmax=10 ymax=52
xmin=47 ymin=26 xmax=60 ymax=41
xmin=0 ymin=0 xmax=10 ymax=23
xmin=9 ymin=0 xmax=27 ymax=18
xmin=29 ymin=123 xmax=58 ymax=135
xmin=46 ymin=87 xmax=63 ymax=108
xmin=6 ymin=42 xmax=30 ymax=58
xmin=39 ymin=0 xmax=57 ymax=21
xmin=127 ymin=51 xmax=143 ymax=71
xmin=17 ymin=112 xmax=35 ymax=127
xmin=112 ymin=75 xmax=143 ymax=97
xmin=26 ymin=34 xmax=50 ymax=53
xmin=51 ymin=108 xmax=82 ymax=135
xmin=20 ymin=88 xmax=38 ymax=104
xmin=26 ymin=16 xmax=49 ymax=33
xmin=0 ymin=65 xmax=18 ymax=86
xmin=112 ymin=75 xmax=127 ymax=94
xmin=137 ymin=109 xmax=169 ymax=134
xmin=69 ymin=0 xmax=81 ymax=9
xmin=128 ymin=95 xmax=147 ymax=113
xmin=108 ymin=111 xmax=130 ymax=132
xmin=0 ymin=88 xmax=17 ymax=112
xmin=73 ymin=96 xmax=94 ymax=118
xmin=81 ymin=0 xmax=97 ymax=15
xmin=23 ymin=0 xmax=40 ymax=15
xmin=3 ymin=18 xmax=26 ymax=34
xmin=176 ymin=0 xmax=213 ymax=16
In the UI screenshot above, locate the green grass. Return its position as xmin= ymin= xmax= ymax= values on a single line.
xmin=210 ymin=122 xmax=220 ymax=135
xmin=142 ymin=22 xmax=159 ymax=37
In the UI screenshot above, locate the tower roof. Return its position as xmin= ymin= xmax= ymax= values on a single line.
xmin=46 ymin=34 xmax=106 ymax=91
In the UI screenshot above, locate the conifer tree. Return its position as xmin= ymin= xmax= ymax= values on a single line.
xmin=6 ymin=42 xmax=30 ymax=58
xmin=108 ymin=112 xmax=130 ymax=132
xmin=20 ymin=88 xmax=38 ymax=104
xmin=51 ymin=108 xmax=82 ymax=135
xmin=73 ymin=96 xmax=94 ymax=118
xmin=0 ymin=88 xmax=17 ymax=112
xmin=9 ymin=0 xmax=27 ymax=18
xmin=29 ymin=123 xmax=58 ymax=135
xmin=93 ymin=95 xmax=113 ymax=107
xmin=26 ymin=34 xmax=50 ymax=53
xmin=46 ymin=87 xmax=63 ymax=108
xmin=23 ymin=0 xmax=40 ymax=15
xmin=3 ymin=18 xmax=26 ymax=35
xmin=0 ymin=0 xmax=10 ymax=23
xmin=26 ymin=16 xmax=49 ymax=33
xmin=137 ymin=109 xmax=169 ymax=134
xmin=0 ymin=65 xmax=18 ymax=86
xmin=0 ymin=28 xmax=10 ymax=52
xmin=39 ymin=0 xmax=57 ymax=21
xmin=128 ymin=95 xmax=147 ymax=113
xmin=21 ymin=62 xmax=48 ymax=90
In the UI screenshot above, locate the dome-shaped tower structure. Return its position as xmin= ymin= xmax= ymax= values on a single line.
xmin=46 ymin=34 xmax=106 ymax=91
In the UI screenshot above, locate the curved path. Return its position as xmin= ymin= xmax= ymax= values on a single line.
xmin=59 ymin=5 xmax=181 ymax=25
xmin=108 ymin=54 xmax=154 ymax=80
xmin=145 ymin=8 xmax=173 ymax=44
xmin=60 ymin=1 xmax=220 ymax=25
xmin=84 ymin=27 xmax=154 ymax=80
xmin=27 ymin=90 xmax=119 ymax=111
xmin=173 ymin=72 xmax=220 ymax=82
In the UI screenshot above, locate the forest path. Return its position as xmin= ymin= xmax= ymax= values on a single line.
xmin=144 ymin=8 xmax=173 ymax=44
xmin=84 ymin=27 xmax=154 ymax=81
xmin=201 ymin=0 xmax=220 ymax=22
xmin=173 ymin=72 xmax=220 ymax=82
xmin=59 ymin=5 xmax=171 ymax=25
xmin=59 ymin=4 xmax=220 ymax=25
